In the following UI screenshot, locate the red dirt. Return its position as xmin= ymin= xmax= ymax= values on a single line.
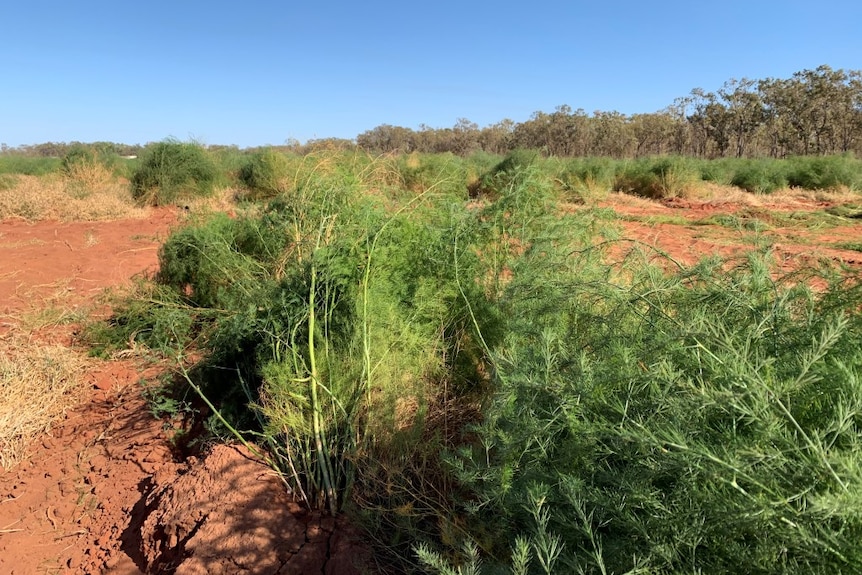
xmin=595 ymin=193 xmax=862 ymax=272
xmin=0 ymin=196 xmax=859 ymax=574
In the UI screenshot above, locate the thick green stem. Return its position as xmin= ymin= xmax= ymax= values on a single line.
xmin=309 ymin=247 xmax=338 ymax=515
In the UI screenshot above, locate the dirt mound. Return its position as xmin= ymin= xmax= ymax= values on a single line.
xmin=0 ymin=359 xmax=174 ymax=574
xmin=138 ymin=445 xmax=368 ymax=574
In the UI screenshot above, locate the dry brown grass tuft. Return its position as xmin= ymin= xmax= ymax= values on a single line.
xmin=0 ymin=334 xmax=89 ymax=469
xmin=695 ymin=184 xmax=861 ymax=209
xmin=64 ymin=161 xmax=115 ymax=190
xmin=181 ymin=186 xmax=241 ymax=215
xmin=0 ymin=174 xmax=148 ymax=222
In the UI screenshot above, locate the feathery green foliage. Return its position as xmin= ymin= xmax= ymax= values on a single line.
xmin=130 ymin=140 xmax=219 ymax=205
xmin=0 ymin=155 xmax=61 ymax=176
xmin=613 ymin=157 xmax=701 ymax=199
xmin=443 ymin=252 xmax=862 ymax=574
xmin=786 ymin=155 xmax=862 ymax=191
xmin=730 ymin=158 xmax=790 ymax=194
xmin=238 ymin=147 xmax=291 ymax=198
xmin=556 ymin=157 xmax=617 ymax=202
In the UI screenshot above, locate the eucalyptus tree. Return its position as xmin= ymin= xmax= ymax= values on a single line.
xmin=356 ymin=124 xmax=416 ymax=154
xmin=630 ymin=112 xmax=677 ymax=157
xmin=478 ymin=119 xmax=515 ymax=155
xmin=717 ymin=78 xmax=764 ymax=157
xmin=590 ymin=110 xmax=634 ymax=157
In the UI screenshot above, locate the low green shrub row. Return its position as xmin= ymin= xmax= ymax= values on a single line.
xmin=4 ymin=142 xmax=861 ymax=206
xmin=0 ymin=155 xmax=61 ymax=175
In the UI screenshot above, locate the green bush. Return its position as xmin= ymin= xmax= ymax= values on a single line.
xmin=0 ymin=156 xmax=61 ymax=176
xmin=130 ymin=140 xmax=219 ymax=205
xmin=557 ymin=157 xmax=617 ymax=202
xmin=439 ymin=254 xmax=862 ymax=574
xmin=472 ymin=149 xmax=542 ymax=198
xmin=698 ymin=157 xmax=737 ymax=186
xmin=92 ymin=153 xmax=862 ymax=574
xmin=614 ymin=157 xmax=700 ymax=199
xmin=61 ymin=145 xmax=99 ymax=174
xmin=237 ymin=148 xmax=290 ymax=197
xmin=730 ymin=159 xmax=790 ymax=194
xmin=397 ymin=152 xmax=471 ymax=199
xmin=786 ymin=155 xmax=862 ymax=191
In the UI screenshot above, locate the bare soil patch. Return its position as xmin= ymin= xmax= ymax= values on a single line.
xmin=598 ymin=192 xmax=862 ymax=272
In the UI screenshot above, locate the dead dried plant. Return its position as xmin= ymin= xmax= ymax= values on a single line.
xmin=0 ymin=334 xmax=89 ymax=469
xmin=0 ymin=174 xmax=147 ymax=222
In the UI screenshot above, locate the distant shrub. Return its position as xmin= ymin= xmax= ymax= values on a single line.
xmin=614 ymin=157 xmax=700 ymax=199
xmin=471 ymin=149 xmax=540 ymax=198
xmin=238 ymin=148 xmax=290 ymax=198
xmin=558 ymin=157 xmax=617 ymax=202
xmin=0 ymin=156 xmax=61 ymax=176
xmin=60 ymin=145 xmax=118 ymax=192
xmin=698 ymin=157 xmax=737 ymax=186
xmin=730 ymin=159 xmax=789 ymax=194
xmin=397 ymin=152 xmax=471 ymax=199
xmin=61 ymin=145 xmax=99 ymax=175
xmin=130 ymin=140 xmax=219 ymax=205
xmin=786 ymin=155 xmax=862 ymax=191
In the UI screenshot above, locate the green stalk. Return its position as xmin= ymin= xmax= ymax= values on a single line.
xmin=175 ymin=359 xmax=286 ymax=487
xmin=309 ymin=228 xmax=338 ymax=515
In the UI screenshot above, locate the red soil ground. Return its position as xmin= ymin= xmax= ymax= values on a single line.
xmin=0 ymin=196 xmax=859 ymax=574
xmin=596 ymin=193 xmax=862 ymax=274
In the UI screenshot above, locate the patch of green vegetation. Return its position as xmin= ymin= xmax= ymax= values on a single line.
xmin=730 ymin=159 xmax=789 ymax=194
xmin=834 ymin=242 xmax=862 ymax=252
xmin=696 ymin=208 xmax=850 ymax=232
xmin=786 ymin=155 xmax=862 ymax=191
xmin=397 ymin=152 xmax=472 ymax=200
xmin=61 ymin=144 xmax=121 ymax=175
xmin=237 ymin=147 xmax=291 ymax=198
xmin=697 ymin=157 xmax=737 ymax=186
xmin=694 ymin=212 xmax=770 ymax=232
xmin=0 ymin=155 xmax=61 ymax=176
xmin=621 ymin=213 xmax=691 ymax=226
xmin=556 ymin=157 xmax=617 ymax=202
xmin=90 ymin=155 xmax=862 ymax=575
xmin=613 ymin=157 xmax=701 ymax=199
xmin=130 ymin=140 xmax=220 ymax=206
xmin=433 ymin=255 xmax=862 ymax=574
xmin=775 ymin=210 xmax=850 ymax=229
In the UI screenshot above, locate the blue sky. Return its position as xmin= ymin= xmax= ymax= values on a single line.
xmin=2 ymin=0 xmax=860 ymax=148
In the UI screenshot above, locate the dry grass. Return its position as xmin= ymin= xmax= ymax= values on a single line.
xmin=694 ymin=184 xmax=861 ymax=210
xmin=64 ymin=160 xmax=115 ymax=190
xmin=181 ymin=186 xmax=241 ymax=215
xmin=0 ymin=174 xmax=148 ymax=222
xmin=0 ymin=333 xmax=89 ymax=469
xmin=606 ymin=183 xmax=861 ymax=210
xmin=768 ymin=185 xmax=861 ymax=204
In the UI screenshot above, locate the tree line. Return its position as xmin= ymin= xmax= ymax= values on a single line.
xmin=354 ymin=65 xmax=862 ymax=159
xmin=4 ymin=65 xmax=859 ymax=160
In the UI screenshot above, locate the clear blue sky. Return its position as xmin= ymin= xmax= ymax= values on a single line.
xmin=2 ymin=0 xmax=860 ymax=148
